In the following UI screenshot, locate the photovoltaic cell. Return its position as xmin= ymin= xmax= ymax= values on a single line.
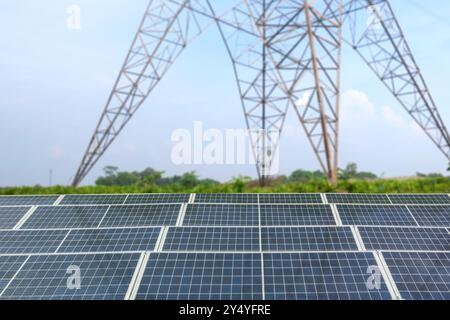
xmin=260 ymin=205 xmax=335 ymax=226
xmin=407 ymin=205 xmax=450 ymax=227
xmin=325 ymin=194 xmax=391 ymax=204
xmin=264 ymin=252 xmax=392 ymax=300
xmin=383 ymin=251 xmax=450 ymax=300
xmin=99 ymin=204 xmax=181 ymax=227
xmin=21 ymin=206 xmax=108 ymax=229
xmin=162 ymin=227 xmax=260 ymax=252
xmin=60 ymin=194 xmax=127 ymax=205
xmin=388 ymin=194 xmax=450 ymax=205
xmin=359 ymin=227 xmax=450 ymax=251
xmin=0 ymin=253 xmax=141 ymax=300
xmin=337 ymin=205 xmax=418 ymax=226
xmin=194 ymin=194 xmax=258 ymax=204
xmin=0 ymin=196 xmax=58 ymax=206
xmin=0 ymin=230 xmax=69 ymax=254
xmin=183 ymin=204 xmax=259 ymax=226
xmin=57 ymin=227 xmax=161 ymax=253
xmin=0 ymin=256 xmax=28 ymax=293
xmin=136 ymin=253 xmax=263 ymax=300
xmin=261 ymin=227 xmax=358 ymax=251
xmin=259 ymin=194 xmax=322 ymax=204
xmin=125 ymin=194 xmax=190 ymax=204
xmin=0 ymin=207 xmax=31 ymax=229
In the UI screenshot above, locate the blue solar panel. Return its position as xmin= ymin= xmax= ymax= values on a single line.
xmin=194 ymin=194 xmax=258 ymax=204
xmin=0 ymin=256 xmax=28 ymax=293
xmin=359 ymin=227 xmax=450 ymax=251
xmin=0 ymin=253 xmax=141 ymax=300
xmin=388 ymin=194 xmax=450 ymax=205
xmin=136 ymin=253 xmax=263 ymax=300
xmin=407 ymin=205 xmax=450 ymax=227
xmin=383 ymin=251 xmax=450 ymax=300
xmin=264 ymin=252 xmax=392 ymax=300
xmin=125 ymin=194 xmax=190 ymax=204
xmin=21 ymin=206 xmax=108 ymax=229
xmin=0 ymin=207 xmax=31 ymax=229
xmin=337 ymin=205 xmax=418 ymax=226
xmin=60 ymin=194 xmax=127 ymax=205
xmin=56 ymin=227 xmax=161 ymax=253
xmin=183 ymin=204 xmax=259 ymax=226
xmin=259 ymin=194 xmax=322 ymax=204
xmin=260 ymin=205 xmax=335 ymax=226
xmin=0 ymin=230 xmax=69 ymax=254
xmin=261 ymin=227 xmax=358 ymax=251
xmin=162 ymin=227 xmax=260 ymax=251
xmin=99 ymin=204 xmax=181 ymax=227
xmin=0 ymin=196 xmax=58 ymax=206
xmin=326 ymin=194 xmax=391 ymax=204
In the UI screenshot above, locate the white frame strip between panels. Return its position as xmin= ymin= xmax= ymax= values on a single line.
xmin=260 ymin=252 xmax=265 ymax=301
xmin=13 ymin=206 xmax=38 ymax=230
xmin=404 ymin=205 xmax=420 ymax=227
xmin=54 ymin=230 xmax=72 ymax=253
xmin=350 ymin=226 xmax=366 ymax=252
xmin=53 ymin=195 xmax=65 ymax=206
xmin=176 ymin=203 xmax=188 ymax=227
xmin=320 ymin=193 xmax=328 ymax=204
xmin=189 ymin=194 xmax=196 ymax=204
xmin=125 ymin=251 xmax=150 ymax=300
xmin=331 ymin=204 xmax=343 ymax=226
xmin=0 ymin=255 xmax=30 ymax=297
xmin=155 ymin=227 xmax=169 ymax=252
xmin=96 ymin=205 xmax=112 ymax=228
xmin=373 ymin=251 xmax=402 ymax=300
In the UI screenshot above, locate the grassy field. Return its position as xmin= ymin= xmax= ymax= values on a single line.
xmin=1 ymin=177 xmax=449 ymax=195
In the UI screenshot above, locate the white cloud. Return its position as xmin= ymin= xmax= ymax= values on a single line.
xmin=341 ymin=89 xmax=375 ymax=122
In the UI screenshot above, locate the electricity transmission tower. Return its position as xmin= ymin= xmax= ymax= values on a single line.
xmin=72 ymin=0 xmax=450 ymax=187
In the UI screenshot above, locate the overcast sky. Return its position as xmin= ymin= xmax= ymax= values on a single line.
xmin=1 ymin=0 xmax=450 ymax=186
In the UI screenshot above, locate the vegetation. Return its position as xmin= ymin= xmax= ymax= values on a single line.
xmin=0 ymin=163 xmax=448 ymax=195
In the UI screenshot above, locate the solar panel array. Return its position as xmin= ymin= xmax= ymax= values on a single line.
xmin=0 ymin=193 xmax=448 ymax=300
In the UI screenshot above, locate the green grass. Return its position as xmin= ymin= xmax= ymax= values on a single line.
xmin=0 ymin=177 xmax=448 ymax=195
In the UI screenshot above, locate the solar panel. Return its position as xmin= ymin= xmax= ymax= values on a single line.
xmin=388 ymin=194 xmax=450 ymax=205
xmin=194 ymin=194 xmax=258 ymax=204
xmin=0 ymin=230 xmax=69 ymax=254
xmin=125 ymin=194 xmax=190 ymax=204
xmin=135 ymin=253 xmax=263 ymax=300
xmin=183 ymin=204 xmax=259 ymax=226
xmin=407 ymin=205 xmax=450 ymax=227
xmin=337 ymin=205 xmax=418 ymax=226
xmin=260 ymin=205 xmax=335 ymax=226
xmin=59 ymin=194 xmax=127 ymax=205
xmin=326 ymin=194 xmax=391 ymax=204
xmin=261 ymin=227 xmax=358 ymax=251
xmin=359 ymin=227 xmax=450 ymax=251
xmin=259 ymin=194 xmax=323 ymax=204
xmin=162 ymin=227 xmax=260 ymax=251
xmin=56 ymin=227 xmax=161 ymax=253
xmin=0 ymin=195 xmax=58 ymax=206
xmin=21 ymin=206 xmax=108 ymax=229
xmin=264 ymin=252 xmax=392 ymax=300
xmin=0 ymin=206 xmax=31 ymax=229
xmin=0 ymin=256 xmax=28 ymax=293
xmin=383 ymin=251 xmax=450 ymax=300
xmin=0 ymin=253 xmax=140 ymax=300
xmin=99 ymin=204 xmax=181 ymax=228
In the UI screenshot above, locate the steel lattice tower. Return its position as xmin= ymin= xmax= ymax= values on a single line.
xmin=72 ymin=0 xmax=450 ymax=187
